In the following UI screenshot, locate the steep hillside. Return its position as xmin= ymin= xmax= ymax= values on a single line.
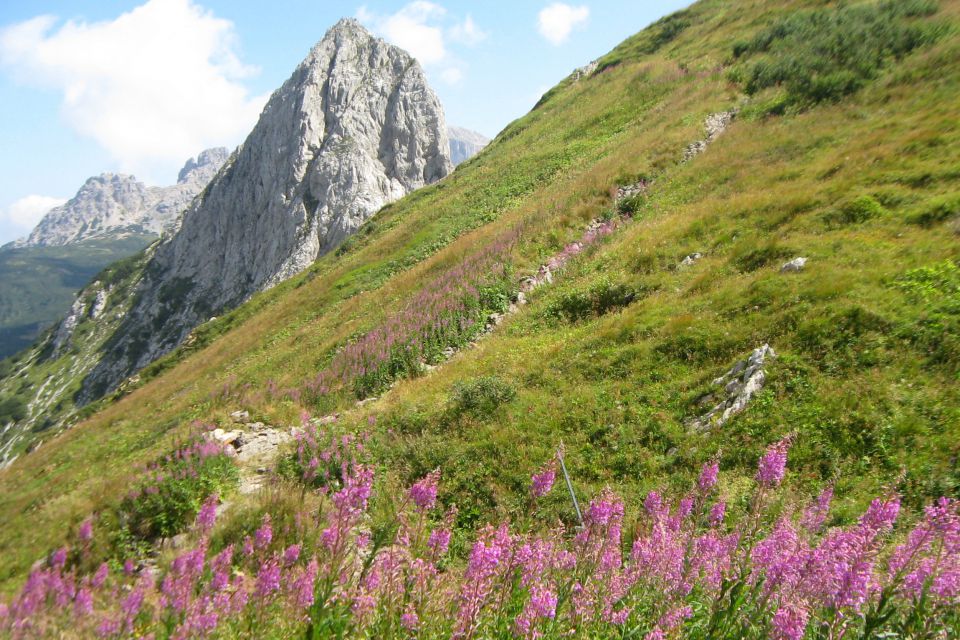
xmin=0 ymin=1 xmax=958 ymax=636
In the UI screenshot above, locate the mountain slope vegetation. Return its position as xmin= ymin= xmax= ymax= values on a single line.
xmin=0 ymin=0 xmax=958 ymax=636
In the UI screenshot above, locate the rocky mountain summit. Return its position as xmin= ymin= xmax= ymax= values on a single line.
xmin=447 ymin=126 xmax=489 ymax=165
xmin=22 ymin=148 xmax=229 ymax=247
xmin=79 ymin=18 xmax=452 ymax=402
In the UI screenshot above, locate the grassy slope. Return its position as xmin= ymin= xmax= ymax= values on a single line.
xmin=1 ymin=0 xmax=958 ymax=592
xmin=0 ymin=235 xmax=154 ymax=358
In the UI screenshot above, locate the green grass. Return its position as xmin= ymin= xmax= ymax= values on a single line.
xmin=0 ymin=0 xmax=958 ymax=596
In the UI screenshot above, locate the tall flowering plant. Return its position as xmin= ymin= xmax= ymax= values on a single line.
xmin=4 ymin=436 xmax=960 ymax=639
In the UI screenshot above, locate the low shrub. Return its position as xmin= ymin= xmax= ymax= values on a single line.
xmin=448 ymin=376 xmax=516 ymax=419
xmin=547 ymin=277 xmax=638 ymax=322
xmin=116 ymin=436 xmax=238 ymax=542
xmin=731 ymin=0 xmax=943 ymax=108
xmin=826 ymin=195 xmax=887 ymax=225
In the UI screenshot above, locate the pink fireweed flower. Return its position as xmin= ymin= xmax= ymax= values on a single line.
xmin=756 ymin=435 xmax=793 ymax=487
xmin=709 ymin=501 xmax=726 ymax=527
xmin=771 ymin=603 xmax=809 ymax=640
xmin=531 ymin=460 xmax=556 ymax=499
xmin=50 ymin=547 xmax=68 ymax=568
xmin=454 ymin=523 xmax=514 ymax=639
xmin=800 ymin=485 xmax=834 ymax=534
xmin=698 ymin=459 xmax=719 ymax=493
xmin=409 ymin=469 xmax=440 ymax=512
xmin=292 ymin=559 xmax=318 ymax=609
xmin=400 ymin=604 xmax=420 ymax=631
xmin=283 ymin=544 xmax=301 ymax=565
xmin=254 ymin=515 xmax=273 ymax=551
xmin=92 ymin=562 xmax=109 ymax=588
xmin=123 ymin=559 xmax=136 ymax=575
xmin=195 ymin=494 xmax=218 ymax=535
xmin=255 ymin=557 xmax=281 ymax=599
xmin=515 ymin=585 xmax=558 ymax=638
xmin=657 ymin=605 xmax=692 ymax=632
xmin=74 ymin=587 xmax=93 ymax=617
xmin=78 ymin=519 xmax=94 ymax=543
xmin=428 ymin=527 xmax=452 ymax=556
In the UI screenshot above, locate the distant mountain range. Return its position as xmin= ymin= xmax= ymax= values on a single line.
xmin=0 ymin=149 xmax=228 ymax=358
xmin=448 ymin=126 xmax=489 ymax=165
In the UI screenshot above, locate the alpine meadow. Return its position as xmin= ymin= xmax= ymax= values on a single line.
xmin=0 ymin=0 xmax=959 ymax=638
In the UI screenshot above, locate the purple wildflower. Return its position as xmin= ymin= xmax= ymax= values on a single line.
xmin=756 ymin=435 xmax=792 ymax=487
xmin=531 ymin=456 xmax=557 ymax=499
xmin=698 ymin=459 xmax=719 ymax=493
xmin=283 ymin=544 xmax=301 ymax=565
xmin=254 ymin=515 xmax=273 ymax=551
xmin=78 ymin=519 xmax=94 ymax=543
xmin=771 ymin=603 xmax=809 ymax=640
xmin=195 ymin=493 xmax=218 ymax=535
xmin=409 ymin=469 xmax=441 ymax=512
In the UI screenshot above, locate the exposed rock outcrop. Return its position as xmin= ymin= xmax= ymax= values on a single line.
xmin=781 ymin=257 xmax=808 ymax=273
xmin=683 ymin=111 xmax=735 ymax=161
xmin=447 ymin=126 xmax=490 ymax=165
xmin=79 ymin=18 xmax=452 ymax=403
xmin=22 ymin=149 xmax=229 ymax=247
xmin=689 ymin=344 xmax=775 ymax=431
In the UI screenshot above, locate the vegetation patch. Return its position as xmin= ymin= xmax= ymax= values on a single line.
xmin=732 ymin=0 xmax=943 ymax=108
xmin=114 ymin=435 xmax=238 ymax=547
xmin=547 ymin=277 xmax=639 ymax=322
xmin=448 ymin=376 xmax=517 ymax=419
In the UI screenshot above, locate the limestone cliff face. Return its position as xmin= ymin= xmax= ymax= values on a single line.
xmin=79 ymin=18 xmax=452 ymax=401
xmin=22 ymin=149 xmax=229 ymax=247
xmin=447 ymin=126 xmax=490 ymax=165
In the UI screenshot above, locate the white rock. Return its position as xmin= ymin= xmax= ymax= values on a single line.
xmin=230 ymin=410 xmax=250 ymax=423
xmin=448 ymin=126 xmax=489 ymax=165
xmin=780 ymin=257 xmax=808 ymax=273
xmin=690 ymin=344 xmax=775 ymax=431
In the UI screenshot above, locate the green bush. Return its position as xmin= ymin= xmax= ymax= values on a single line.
xmin=909 ymin=194 xmax=960 ymax=227
xmin=448 ymin=376 xmax=516 ymax=419
xmin=117 ymin=440 xmax=238 ymax=541
xmin=827 ymin=195 xmax=887 ymax=225
xmin=895 ymin=260 xmax=960 ymax=369
xmin=547 ymin=277 xmax=638 ymax=322
xmin=732 ymin=0 xmax=942 ymax=108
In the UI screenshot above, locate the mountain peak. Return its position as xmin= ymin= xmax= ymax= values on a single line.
xmin=78 ymin=19 xmax=453 ymax=402
xmin=177 ymin=147 xmax=230 ymax=184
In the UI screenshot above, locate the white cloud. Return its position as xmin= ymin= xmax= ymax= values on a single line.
xmin=449 ymin=15 xmax=488 ymax=46
xmin=537 ymin=3 xmax=590 ymax=45
xmin=356 ymin=2 xmax=486 ymax=85
xmin=0 ymin=0 xmax=267 ymax=184
xmin=440 ymin=67 xmax=463 ymax=85
xmin=1 ymin=195 xmax=66 ymax=232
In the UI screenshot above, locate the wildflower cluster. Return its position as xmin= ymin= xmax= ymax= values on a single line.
xmin=4 ymin=435 xmax=957 ymax=639
xmin=279 ymin=416 xmax=369 ymax=490
xmin=297 ymin=229 xmax=520 ymax=403
xmin=118 ymin=433 xmax=238 ymax=541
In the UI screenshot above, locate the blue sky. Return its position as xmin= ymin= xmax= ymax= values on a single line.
xmin=0 ymin=0 xmax=691 ymax=245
